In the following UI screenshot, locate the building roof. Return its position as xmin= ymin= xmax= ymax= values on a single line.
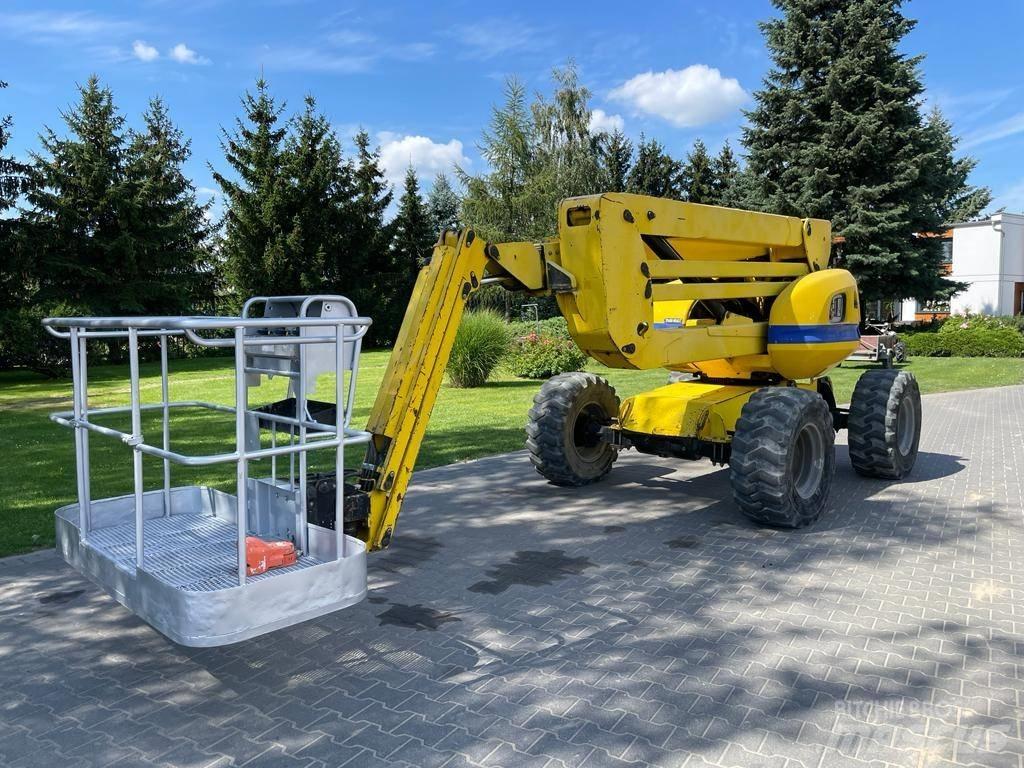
xmin=948 ymin=211 xmax=1024 ymax=229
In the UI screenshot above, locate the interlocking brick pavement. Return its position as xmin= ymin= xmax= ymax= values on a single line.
xmin=1 ymin=384 xmax=1022 ymax=768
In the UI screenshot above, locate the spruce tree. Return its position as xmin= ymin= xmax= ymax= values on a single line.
xmin=427 ymin=172 xmax=460 ymax=235
xmin=378 ymin=167 xmax=434 ymax=340
xmin=349 ymin=129 xmax=394 ymax=339
xmin=25 ymin=75 xmax=135 ymax=314
xmin=742 ymin=0 xmax=988 ymax=302
xmin=276 ymin=95 xmax=354 ymax=296
xmin=0 ymin=81 xmax=26 ymax=215
xmin=627 ymin=135 xmax=681 ymax=199
xmin=213 ymin=77 xmax=287 ymax=302
xmin=711 ymin=141 xmax=741 ymax=207
xmin=125 ymin=97 xmax=213 ymax=313
xmin=0 ymin=80 xmax=29 ymax=308
xmin=601 ymin=129 xmax=632 ymax=193
xmin=678 ymin=139 xmax=715 ymax=203
xmin=0 ymin=79 xmax=33 ymax=369
xmin=921 ymin=108 xmax=990 ymax=224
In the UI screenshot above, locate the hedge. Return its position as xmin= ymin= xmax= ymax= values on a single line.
xmin=905 ymin=324 xmax=1024 ymax=357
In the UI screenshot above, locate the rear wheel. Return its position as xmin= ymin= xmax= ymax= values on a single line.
xmin=848 ymin=369 xmax=921 ymax=479
xmin=730 ymin=387 xmax=836 ymax=528
xmin=526 ymin=372 xmax=619 ymax=486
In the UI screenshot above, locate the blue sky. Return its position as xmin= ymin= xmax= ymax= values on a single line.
xmin=2 ymin=0 xmax=1023 ymax=218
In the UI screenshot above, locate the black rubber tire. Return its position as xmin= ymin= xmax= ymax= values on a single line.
xmin=526 ymin=372 xmax=619 ymax=487
xmin=848 ymin=369 xmax=921 ymax=479
xmin=894 ymin=340 xmax=909 ymax=364
xmin=730 ymin=387 xmax=836 ymax=528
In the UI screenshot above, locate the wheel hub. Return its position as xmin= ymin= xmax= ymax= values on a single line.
xmin=896 ymin=396 xmax=916 ymax=455
xmin=793 ymin=422 xmax=826 ymax=500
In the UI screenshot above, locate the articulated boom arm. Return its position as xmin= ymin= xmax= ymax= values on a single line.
xmin=355 ymin=193 xmax=858 ymax=551
xmin=357 ymin=230 xmax=545 ymax=550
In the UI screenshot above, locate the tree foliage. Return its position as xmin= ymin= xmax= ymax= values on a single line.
xmin=0 ymin=80 xmax=31 ymax=316
xmin=3 ymin=76 xmax=212 ymax=372
xmin=460 ymin=63 xmax=604 ymax=244
xmin=378 ymin=167 xmax=433 ymax=342
xmin=741 ymin=0 xmax=990 ymax=302
xmin=678 ymin=139 xmax=715 ymax=204
xmin=126 ymin=97 xmax=214 ymax=312
xmin=427 ymin=172 xmax=460 ymax=234
xmin=601 ymin=129 xmax=633 ymax=193
xmin=627 ymin=135 xmax=681 ymax=199
xmin=213 ymin=77 xmax=288 ymax=302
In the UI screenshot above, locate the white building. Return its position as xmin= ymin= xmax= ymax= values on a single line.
xmin=900 ymin=212 xmax=1024 ymax=322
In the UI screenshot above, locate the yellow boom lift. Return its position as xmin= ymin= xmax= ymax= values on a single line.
xmin=341 ymin=192 xmax=922 ymax=551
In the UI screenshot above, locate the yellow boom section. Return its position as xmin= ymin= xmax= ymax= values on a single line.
xmin=360 ymin=230 xmax=489 ymax=550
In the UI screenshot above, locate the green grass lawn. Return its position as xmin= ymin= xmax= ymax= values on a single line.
xmin=2 ymin=352 xmax=1022 ymax=557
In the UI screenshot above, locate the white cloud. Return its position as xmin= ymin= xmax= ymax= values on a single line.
xmin=377 ymin=134 xmax=470 ymax=189
xmin=962 ymin=112 xmax=1024 ymax=149
xmin=589 ymin=109 xmax=624 ymax=135
xmin=263 ymin=46 xmax=372 ymax=73
xmin=132 ymin=40 xmax=159 ymax=62
xmin=0 ymin=11 xmax=135 ymax=40
xmin=609 ymin=65 xmax=748 ymax=127
xmin=452 ymin=18 xmax=550 ymax=60
xmin=169 ymin=42 xmax=208 ymax=65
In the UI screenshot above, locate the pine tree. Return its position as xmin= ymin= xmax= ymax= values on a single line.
xmin=276 ymin=95 xmax=354 ymax=295
xmin=678 ymin=139 xmax=715 ymax=203
xmin=627 ymin=135 xmax=681 ymax=199
xmin=601 ymin=129 xmax=632 ymax=193
xmin=711 ymin=140 xmax=741 ymax=207
xmin=212 ymin=77 xmax=287 ymax=302
xmin=125 ymin=97 xmax=213 ymax=313
xmin=742 ymin=0 xmax=987 ymax=302
xmin=25 ymin=75 xmax=135 ymax=314
xmin=427 ymin=172 xmax=460 ymax=234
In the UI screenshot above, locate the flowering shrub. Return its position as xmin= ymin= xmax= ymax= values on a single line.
xmin=506 ymin=331 xmax=588 ymax=379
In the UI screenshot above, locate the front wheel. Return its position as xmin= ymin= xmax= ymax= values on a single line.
xmin=848 ymin=369 xmax=921 ymax=479
xmin=730 ymin=387 xmax=836 ymax=528
xmin=526 ymin=372 xmax=619 ymax=487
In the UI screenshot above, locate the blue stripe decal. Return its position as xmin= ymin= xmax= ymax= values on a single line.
xmin=768 ymin=323 xmax=860 ymax=344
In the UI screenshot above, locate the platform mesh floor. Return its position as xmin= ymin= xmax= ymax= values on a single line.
xmin=84 ymin=513 xmax=323 ymax=592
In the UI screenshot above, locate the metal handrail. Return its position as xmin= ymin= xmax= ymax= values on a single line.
xmin=46 ymin=304 xmax=372 ymax=587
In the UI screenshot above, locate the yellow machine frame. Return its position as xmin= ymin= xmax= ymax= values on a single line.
xmin=356 ymin=193 xmax=862 ymax=550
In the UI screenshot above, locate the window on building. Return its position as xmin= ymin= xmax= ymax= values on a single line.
xmin=940 ymin=238 xmax=953 ymax=264
xmin=919 ymin=299 xmax=950 ymax=314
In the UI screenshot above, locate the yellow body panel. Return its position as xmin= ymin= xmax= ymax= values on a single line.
xmin=767 ymin=269 xmax=861 ymax=380
xmin=619 ymin=380 xmax=817 ymax=442
xmin=551 ymin=193 xmax=832 ymax=374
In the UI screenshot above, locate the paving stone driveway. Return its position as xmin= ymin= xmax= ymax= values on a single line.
xmin=2 ymin=385 xmax=1023 ymax=768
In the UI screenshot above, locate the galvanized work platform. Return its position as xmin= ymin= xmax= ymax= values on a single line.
xmin=43 ymin=295 xmax=374 ymax=647
xmin=56 ymin=486 xmax=366 ymax=647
